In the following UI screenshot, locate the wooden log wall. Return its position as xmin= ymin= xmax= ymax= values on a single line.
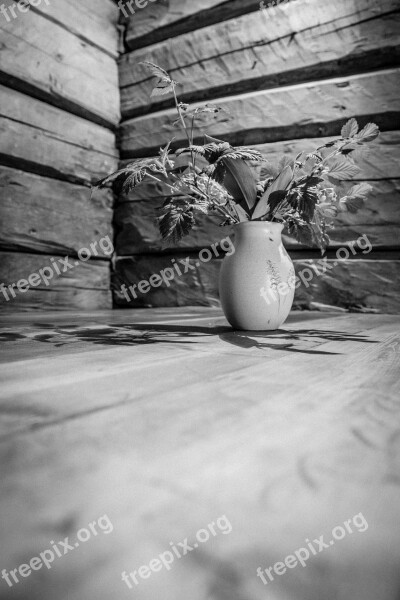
xmin=115 ymin=0 xmax=400 ymax=313
xmin=0 ymin=0 xmax=120 ymax=311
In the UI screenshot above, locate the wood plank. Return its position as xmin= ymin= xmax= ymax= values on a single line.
xmin=0 ymin=6 xmax=120 ymax=127
xmin=0 ymin=86 xmax=118 ymax=185
xmin=124 ymin=0 xmax=349 ymax=55
xmin=0 ymin=166 xmax=113 ymax=256
xmin=120 ymin=0 xmax=400 ymax=117
xmin=113 ymin=255 xmax=400 ymax=313
xmin=0 ymin=309 xmax=389 ymax=364
xmin=114 ymin=178 xmax=400 ymax=254
xmin=124 ymin=0 xmax=261 ymax=49
xmin=0 ymin=311 xmax=398 ymax=599
xmin=119 ymin=69 xmax=400 ymax=157
xmin=0 ymin=252 xmax=111 ymax=311
xmin=33 ymin=0 xmax=119 ymax=57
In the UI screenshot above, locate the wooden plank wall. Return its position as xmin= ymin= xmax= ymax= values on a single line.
xmin=115 ymin=0 xmax=400 ymax=313
xmin=0 ymin=0 xmax=120 ymax=311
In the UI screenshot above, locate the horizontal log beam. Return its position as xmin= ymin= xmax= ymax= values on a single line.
xmin=0 ymin=86 xmax=118 ymax=185
xmin=33 ymin=0 xmax=119 ymax=58
xmin=120 ymin=0 xmax=400 ymax=118
xmin=113 ymin=255 xmax=400 ymax=314
xmin=0 ymin=252 xmax=112 ymax=311
xmin=119 ymin=69 xmax=400 ymax=157
xmin=0 ymin=166 xmax=113 ymax=257
xmin=0 ymin=8 xmax=120 ymax=128
xmin=124 ymin=0 xmax=262 ymax=50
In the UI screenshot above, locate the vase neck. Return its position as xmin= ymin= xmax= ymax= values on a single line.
xmin=234 ymin=222 xmax=283 ymax=244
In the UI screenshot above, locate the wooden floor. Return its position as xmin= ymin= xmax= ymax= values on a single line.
xmin=0 ymin=308 xmax=399 ymax=600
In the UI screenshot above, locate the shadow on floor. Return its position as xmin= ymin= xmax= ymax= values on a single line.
xmin=0 ymin=322 xmax=379 ymax=355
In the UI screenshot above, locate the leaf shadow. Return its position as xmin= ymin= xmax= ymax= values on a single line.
xmin=5 ymin=323 xmax=379 ymax=355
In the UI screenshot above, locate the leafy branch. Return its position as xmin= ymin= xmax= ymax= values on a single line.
xmin=92 ymin=62 xmax=379 ymax=249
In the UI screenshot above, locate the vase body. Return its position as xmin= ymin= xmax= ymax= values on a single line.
xmin=219 ymin=222 xmax=295 ymax=330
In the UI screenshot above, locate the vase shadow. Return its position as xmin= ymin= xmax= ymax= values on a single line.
xmin=7 ymin=322 xmax=378 ymax=355
xmin=218 ymin=328 xmax=378 ymax=355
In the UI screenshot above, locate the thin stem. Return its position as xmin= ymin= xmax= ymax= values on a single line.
xmin=213 ymin=203 xmax=239 ymax=223
xmin=145 ymin=172 xmax=181 ymax=196
xmin=173 ymin=87 xmax=191 ymax=148
xmin=146 ymin=172 xmax=207 ymax=206
xmin=172 ymin=86 xmax=198 ymax=179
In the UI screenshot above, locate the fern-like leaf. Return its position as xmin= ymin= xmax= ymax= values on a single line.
xmin=219 ymin=147 xmax=264 ymax=162
xmin=158 ymin=200 xmax=195 ymax=242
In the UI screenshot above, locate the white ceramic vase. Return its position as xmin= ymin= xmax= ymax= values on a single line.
xmin=219 ymin=222 xmax=295 ymax=330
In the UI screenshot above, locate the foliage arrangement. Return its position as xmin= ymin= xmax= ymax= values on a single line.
xmin=94 ymin=62 xmax=380 ymax=251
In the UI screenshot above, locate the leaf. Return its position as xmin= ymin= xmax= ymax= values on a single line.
xmin=355 ymin=122 xmax=380 ymax=143
xmin=343 ymin=197 xmax=364 ymax=214
xmin=317 ymin=202 xmax=338 ymax=218
xmin=158 ymin=141 xmax=174 ymax=171
xmin=326 ymin=157 xmax=361 ymax=180
xmin=338 ymin=181 xmax=372 ymax=214
xmin=221 ymin=157 xmax=257 ymax=212
xmin=297 ymin=184 xmax=319 ymax=221
xmin=259 ymin=161 xmax=279 ymax=179
xmin=151 ymin=83 xmax=176 ymax=97
xmin=287 ymin=219 xmax=315 ymax=248
xmin=177 ymin=142 xmax=230 ymax=164
xmin=139 ymin=61 xmax=170 ymax=80
xmin=306 ymin=152 xmax=323 ymax=162
xmin=139 ymin=61 xmax=177 ymax=97
xmin=234 ymin=204 xmax=250 ymax=222
xmin=252 ymin=164 xmax=293 ymax=218
xmin=267 ymin=190 xmax=287 ymax=214
xmin=341 ymin=118 xmax=359 ymax=139
xmin=278 ymin=155 xmax=294 ymax=171
xmin=122 ymin=172 xmax=144 ymax=194
xmin=194 ymin=103 xmax=227 ymax=115
xmin=93 ymin=159 xmax=154 ymax=191
xmin=158 ymin=201 xmax=195 ymax=242
xmin=220 ymin=147 xmax=264 ymax=162
xmin=348 ymin=182 xmax=373 ymax=198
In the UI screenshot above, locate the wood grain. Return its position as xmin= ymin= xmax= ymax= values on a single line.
xmin=0 ymin=4 xmax=120 ymax=127
xmin=0 ymin=166 xmax=113 ymax=256
xmin=120 ymin=0 xmax=400 ymax=117
xmin=124 ymin=0 xmax=262 ymax=49
xmin=0 ymin=252 xmax=111 ymax=311
xmin=0 ymin=86 xmax=118 ymax=185
xmin=119 ymin=69 xmax=400 ymax=157
xmin=113 ymin=255 xmax=400 ymax=313
xmin=0 ymin=309 xmax=399 ymax=600
xmin=33 ymin=0 xmax=119 ymax=57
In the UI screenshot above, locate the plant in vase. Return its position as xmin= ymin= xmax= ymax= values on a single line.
xmin=93 ymin=62 xmax=380 ymax=330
